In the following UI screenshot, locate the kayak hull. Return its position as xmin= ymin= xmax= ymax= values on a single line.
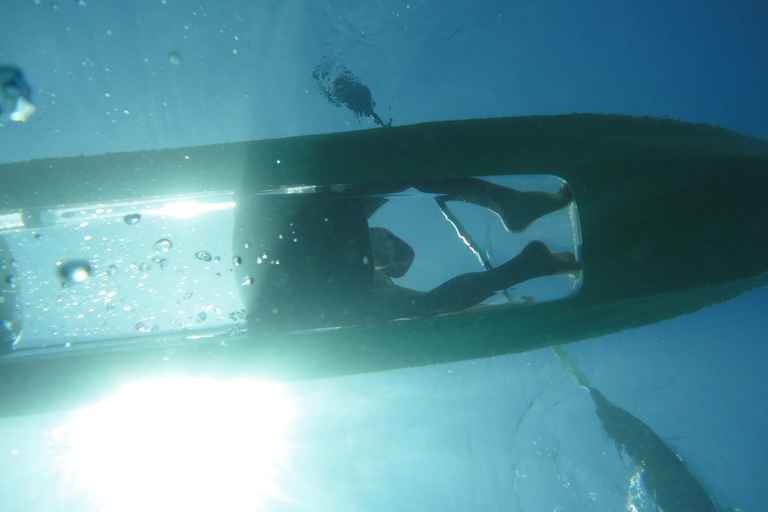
xmin=1 ymin=114 xmax=767 ymax=417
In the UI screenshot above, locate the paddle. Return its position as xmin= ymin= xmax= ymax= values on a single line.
xmin=553 ymin=346 xmax=719 ymax=512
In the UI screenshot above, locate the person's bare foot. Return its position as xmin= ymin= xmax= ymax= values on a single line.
xmin=518 ymin=241 xmax=581 ymax=277
xmin=493 ymin=183 xmax=574 ymax=233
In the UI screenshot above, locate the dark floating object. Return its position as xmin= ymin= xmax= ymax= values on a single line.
xmin=554 ymin=346 xmax=719 ymax=512
xmin=59 ymin=261 xmax=92 ymax=283
xmin=312 ymin=57 xmax=391 ymax=127
xmin=0 ymin=66 xmax=36 ymax=122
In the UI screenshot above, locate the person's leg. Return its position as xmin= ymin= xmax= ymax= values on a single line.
xmin=409 ymin=241 xmax=579 ymax=316
xmin=410 ymin=178 xmax=573 ymax=233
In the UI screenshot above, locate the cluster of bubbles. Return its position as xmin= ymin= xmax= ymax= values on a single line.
xmin=134 ymin=322 xmax=159 ymax=333
xmin=47 ymin=209 xmax=254 ymax=344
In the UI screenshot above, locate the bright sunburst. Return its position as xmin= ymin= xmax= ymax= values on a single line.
xmin=65 ymin=377 xmax=295 ymax=512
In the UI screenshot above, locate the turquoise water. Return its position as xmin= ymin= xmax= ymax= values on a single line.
xmin=1 ymin=1 xmax=766 ymax=511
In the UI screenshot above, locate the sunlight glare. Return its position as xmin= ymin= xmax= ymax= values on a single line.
xmin=158 ymin=200 xmax=236 ymax=218
xmin=67 ymin=377 xmax=295 ymax=512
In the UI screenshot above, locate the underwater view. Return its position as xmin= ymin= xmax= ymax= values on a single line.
xmin=1 ymin=1 xmax=767 ymax=511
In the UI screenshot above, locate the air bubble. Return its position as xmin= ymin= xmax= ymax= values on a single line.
xmin=195 ymin=250 xmax=212 ymax=262
xmin=124 ymin=213 xmax=141 ymax=225
xmin=59 ymin=261 xmax=91 ymax=283
xmin=135 ymin=323 xmax=158 ymax=333
xmin=168 ymin=52 xmax=181 ymax=66
xmin=195 ymin=312 xmax=207 ymax=323
xmin=153 ymin=238 xmax=173 ymax=252
xmin=138 ymin=262 xmax=151 ymax=272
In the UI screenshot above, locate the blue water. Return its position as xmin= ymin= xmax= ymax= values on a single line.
xmin=1 ymin=1 xmax=766 ymax=511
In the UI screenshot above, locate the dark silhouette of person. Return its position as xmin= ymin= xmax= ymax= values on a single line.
xmin=233 ymin=178 xmax=579 ymax=334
